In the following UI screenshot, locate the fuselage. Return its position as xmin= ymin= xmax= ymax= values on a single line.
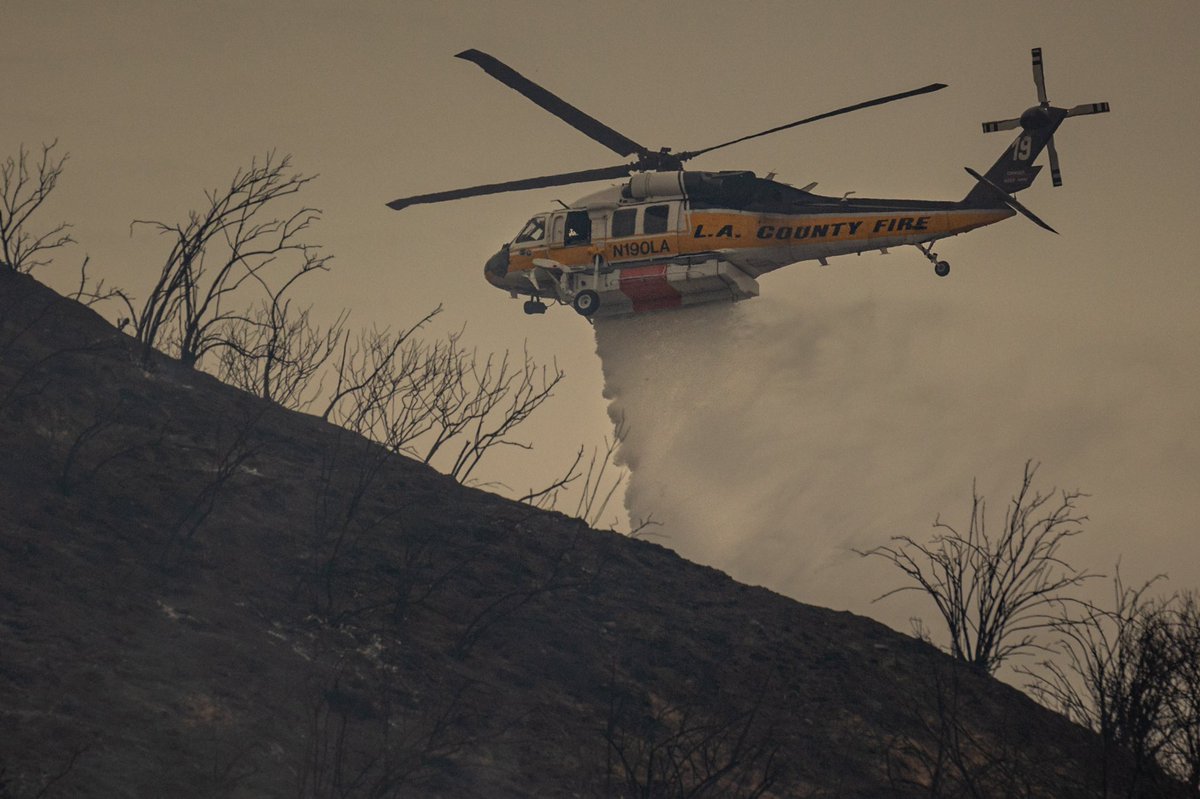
xmin=484 ymin=170 xmax=1013 ymax=296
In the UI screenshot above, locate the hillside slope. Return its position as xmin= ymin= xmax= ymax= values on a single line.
xmin=0 ymin=270 xmax=1180 ymax=797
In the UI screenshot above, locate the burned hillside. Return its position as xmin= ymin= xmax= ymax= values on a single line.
xmin=0 ymin=269 xmax=1183 ymax=797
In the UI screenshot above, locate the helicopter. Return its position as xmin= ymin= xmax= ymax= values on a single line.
xmin=388 ymin=48 xmax=1109 ymax=319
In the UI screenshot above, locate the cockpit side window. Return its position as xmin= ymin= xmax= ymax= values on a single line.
xmin=515 ymin=216 xmax=546 ymax=244
xmin=644 ymin=204 xmax=670 ymax=234
xmin=565 ymin=210 xmax=591 ymax=245
xmin=611 ymin=208 xmax=636 ymax=238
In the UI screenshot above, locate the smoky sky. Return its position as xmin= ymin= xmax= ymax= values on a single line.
xmin=6 ymin=0 xmax=1200 ymax=647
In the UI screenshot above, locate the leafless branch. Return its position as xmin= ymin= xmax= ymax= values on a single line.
xmin=602 ymin=663 xmax=785 ymax=798
xmin=858 ymin=460 xmax=1096 ymax=674
xmin=217 ymin=300 xmax=347 ymax=410
xmin=1022 ymin=569 xmax=1179 ymax=794
xmin=0 ymin=141 xmax=74 ymax=274
xmin=128 ymin=152 xmax=327 ymax=369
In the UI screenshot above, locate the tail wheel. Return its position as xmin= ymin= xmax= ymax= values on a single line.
xmin=573 ymin=289 xmax=600 ymax=316
xmin=934 ymin=261 xmax=950 ymax=277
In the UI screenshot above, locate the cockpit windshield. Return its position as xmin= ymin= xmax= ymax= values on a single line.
xmin=514 ymin=216 xmax=546 ymax=244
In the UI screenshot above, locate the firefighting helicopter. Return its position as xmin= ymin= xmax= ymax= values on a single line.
xmin=387 ymin=48 xmax=1109 ymax=319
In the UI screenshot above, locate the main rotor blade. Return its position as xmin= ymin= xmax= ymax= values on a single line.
xmin=679 ymin=82 xmax=949 ymax=161
xmin=1032 ymin=47 xmax=1049 ymax=105
xmin=386 ymin=164 xmax=632 ymax=210
xmin=456 ymin=49 xmax=648 ymax=158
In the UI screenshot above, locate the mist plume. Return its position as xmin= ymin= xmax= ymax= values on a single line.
xmin=593 ymin=270 xmax=1200 ymax=633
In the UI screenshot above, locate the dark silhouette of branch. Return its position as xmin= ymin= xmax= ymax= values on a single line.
xmin=451 ymin=526 xmax=588 ymax=659
xmin=0 ymin=141 xmax=73 ymax=274
xmin=217 ymin=300 xmax=347 ymax=410
xmin=321 ymin=320 xmax=567 ymax=492
xmin=160 ymin=403 xmax=268 ymax=568
xmin=319 ymin=309 xmax=441 ymax=429
xmin=885 ymin=661 xmax=1063 ymax=797
xmin=67 ymin=255 xmax=128 ymax=313
xmin=1162 ymin=591 xmax=1200 ymax=793
xmin=1023 ymin=570 xmax=1180 ymax=796
xmin=858 ymin=460 xmax=1096 ymax=674
xmin=0 ymin=283 xmax=124 ymax=413
xmin=296 ymin=658 xmax=480 ymax=798
xmin=304 ymin=427 xmax=400 ymax=618
xmin=127 ymin=152 xmax=328 ymax=369
xmin=56 ymin=395 xmax=161 ymax=496
xmin=602 ymin=664 xmax=784 ymax=798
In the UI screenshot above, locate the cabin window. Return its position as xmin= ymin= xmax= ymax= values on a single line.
xmin=644 ymin=204 xmax=670 ymax=235
xmin=514 ymin=216 xmax=546 ymax=244
xmin=565 ymin=211 xmax=591 ymax=245
xmin=611 ymin=208 xmax=636 ymax=238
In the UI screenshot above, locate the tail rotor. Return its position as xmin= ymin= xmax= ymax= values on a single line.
xmin=980 ymin=47 xmax=1110 ymax=188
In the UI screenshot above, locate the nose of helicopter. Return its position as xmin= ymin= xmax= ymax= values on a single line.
xmin=483 ymin=244 xmax=510 ymax=288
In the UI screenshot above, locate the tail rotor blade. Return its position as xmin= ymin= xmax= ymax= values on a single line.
xmin=982 ymin=118 xmax=1021 ymax=133
xmin=1032 ymin=47 xmax=1049 ymax=105
xmin=1046 ymin=136 xmax=1063 ymax=187
xmin=1067 ymin=101 xmax=1111 ymax=117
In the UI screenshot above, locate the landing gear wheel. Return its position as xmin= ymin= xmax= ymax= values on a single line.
xmin=523 ymin=299 xmax=547 ymax=315
xmin=917 ymin=242 xmax=951 ymax=278
xmin=572 ymin=289 xmax=600 ymax=317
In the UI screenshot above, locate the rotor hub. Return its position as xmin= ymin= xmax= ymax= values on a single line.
xmin=1019 ymin=106 xmax=1053 ymax=131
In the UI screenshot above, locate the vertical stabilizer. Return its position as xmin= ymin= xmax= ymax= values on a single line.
xmin=963 ymin=109 xmax=1064 ymax=205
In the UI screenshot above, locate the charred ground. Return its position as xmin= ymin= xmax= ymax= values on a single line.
xmin=0 ymin=270 xmax=1182 ymax=797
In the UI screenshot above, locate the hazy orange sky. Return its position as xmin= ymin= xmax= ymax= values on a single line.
xmin=6 ymin=1 xmax=1200 ymax=645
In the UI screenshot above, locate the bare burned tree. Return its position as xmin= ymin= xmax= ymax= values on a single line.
xmin=0 ymin=272 xmax=125 ymax=414
xmin=524 ymin=415 xmax=629 ymax=528
xmin=321 ymin=320 xmax=566 ymax=488
xmin=0 ymin=141 xmax=73 ymax=274
xmin=412 ymin=340 xmax=565 ymax=485
xmin=1163 ymin=591 xmax=1200 ymax=794
xmin=119 ymin=152 xmax=329 ymax=369
xmin=451 ymin=525 xmax=595 ymax=659
xmin=0 ymin=742 xmax=88 ymax=799
xmin=295 ymin=652 xmax=480 ymax=798
xmin=217 ymin=298 xmax=347 ymax=410
xmin=601 ymin=665 xmax=784 ymax=798
xmin=67 ymin=256 xmax=126 ymax=312
xmin=1024 ymin=572 xmax=1179 ymax=798
xmin=320 ymin=311 xmax=443 ymax=438
xmin=56 ymin=395 xmax=163 ymax=497
xmin=859 ymin=461 xmax=1095 ymax=675
xmin=304 ymin=425 xmax=401 ymax=619
xmin=160 ymin=402 xmax=268 ymax=569
xmin=884 ymin=661 xmax=1066 ymax=798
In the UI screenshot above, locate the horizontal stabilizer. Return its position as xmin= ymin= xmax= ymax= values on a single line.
xmin=964 ymin=167 xmax=1058 ymax=234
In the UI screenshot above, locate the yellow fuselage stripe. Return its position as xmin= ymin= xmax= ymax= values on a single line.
xmin=507 ymin=208 xmax=1010 ymax=274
